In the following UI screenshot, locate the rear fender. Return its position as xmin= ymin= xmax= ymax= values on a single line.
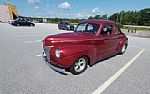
xmin=117 ymin=38 xmax=128 ymax=52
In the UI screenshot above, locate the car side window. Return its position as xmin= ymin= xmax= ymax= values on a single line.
xmin=65 ymin=23 xmax=70 ymax=25
xmin=114 ymin=25 xmax=120 ymax=34
xmin=87 ymin=24 xmax=93 ymax=31
xmin=22 ymin=18 xmax=26 ymax=22
xmin=87 ymin=24 xmax=94 ymax=33
xmin=76 ymin=23 xmax=86 ymax=32
xmin=19 ymin=19 xmax=23 ymax=22
xmin=87 ymin=24 xmax=99 ymax=34
xmin=61 ymin=22 xmax=65 ymax=25
xmin=101 ymin=25 xmax=112 ymax=35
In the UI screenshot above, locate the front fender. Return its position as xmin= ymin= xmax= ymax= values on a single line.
xmin=59 ymin=45 xmax=96 ymax=68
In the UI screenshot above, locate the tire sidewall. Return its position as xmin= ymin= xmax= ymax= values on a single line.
xmin=70 ymin=56 xmax=88 ymax=75
xmin=120 ymin=44 xmax=127 ymax=54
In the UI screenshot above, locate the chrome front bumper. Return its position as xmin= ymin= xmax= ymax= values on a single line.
xmin=42 ymin=52 xmax=66 ymax=74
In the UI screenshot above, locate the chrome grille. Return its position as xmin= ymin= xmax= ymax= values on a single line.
xmin=43 ymin=46 xmax=51 ymax=62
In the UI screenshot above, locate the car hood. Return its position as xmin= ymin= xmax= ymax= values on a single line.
xmin=44 ymin=32 xmax=94 ymax=45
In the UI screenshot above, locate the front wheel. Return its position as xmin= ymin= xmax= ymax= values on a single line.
xmin=70 ymin=57 xmax=88 ymax=75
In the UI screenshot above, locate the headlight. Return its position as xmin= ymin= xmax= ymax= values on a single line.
xmin=67 ymin=25 xmax=70 ymax=27
xmin=55 ymin=49 xmax=61 ymax=58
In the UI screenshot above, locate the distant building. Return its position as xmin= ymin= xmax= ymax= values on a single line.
xmin=0 ymin=4 xmax=18 ymax=22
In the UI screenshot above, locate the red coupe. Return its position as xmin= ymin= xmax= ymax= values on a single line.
xmin=43 ymin=20 xmax=128 ymax=75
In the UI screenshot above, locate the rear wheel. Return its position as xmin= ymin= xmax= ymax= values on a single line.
xmin=70 ymin=57 xmax=88 ymax=75
xmin=30 ymin=24 xmax=34 ymax=27
xmin=120 ymin=44 xmax=127 ymax=55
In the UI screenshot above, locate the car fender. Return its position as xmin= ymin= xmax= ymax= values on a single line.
xmin=59 ymin=45 xmax=96 ymax=67
xmin=117 ymin=38 xmax=128 ymax=52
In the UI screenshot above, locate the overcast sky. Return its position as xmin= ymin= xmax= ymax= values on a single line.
xmin=0 ymin=0 xmax=150 ymax=18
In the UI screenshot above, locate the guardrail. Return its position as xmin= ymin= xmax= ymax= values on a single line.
xmin=124 ymin=25 xmax=150 ymax=29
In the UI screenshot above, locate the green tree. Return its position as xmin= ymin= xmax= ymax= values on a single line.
xmin=109 ymin=8 xmax=150 ymax=26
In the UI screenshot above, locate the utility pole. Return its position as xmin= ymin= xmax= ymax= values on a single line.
xmin=136 ymin=13 xmax=139 ymax=26
xmin=120 ymin=12 xmax=123 ymax=24
xmin=116 ymin=13 xmax=119 ymax=23
xmin=70 ymin=10 xmax=71 ymax=19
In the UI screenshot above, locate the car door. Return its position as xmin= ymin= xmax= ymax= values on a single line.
xmin=95 ymin=24 xmax=115 ymax=61
xmin=26 ymin=20 xmax=31 ymax=26
xmin=17 ymin=19 xmax=22 ymax=25
xmin=60 ymin=22 xmax=65 ymax=29
xmin=111 ymin=24 xmax=124 ymax=53
xmin=22 ymin=18 xmax=27 ymax=26
xmin=19 ymin=19 xmax=24 ymax=26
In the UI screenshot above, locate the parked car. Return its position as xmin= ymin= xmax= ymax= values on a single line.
xmin=8 ymin=20 xmax=15 ymax=24
xmin=43 ymin=20 xmax=128 ymax=75
xmin=58 ymin=22 xmax=74 ymax=30
xmin=11 ymin=18 xmax=35 ymax=26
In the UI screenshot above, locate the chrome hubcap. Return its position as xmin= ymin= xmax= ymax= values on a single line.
xmin=74 ymin=58 xmax=86 ymax=72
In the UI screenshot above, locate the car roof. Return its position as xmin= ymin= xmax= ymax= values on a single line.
xmin=81 ymin=20 xmax=116 ymax=25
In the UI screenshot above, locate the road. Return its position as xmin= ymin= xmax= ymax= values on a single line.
xmin=0 ymin=23 xmax=150 ymax=94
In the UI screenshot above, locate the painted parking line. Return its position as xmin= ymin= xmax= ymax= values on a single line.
xmin=19 ymin=35 xmax=43 ymax=37
xmin=129 ymin=45 xmax=150 ymax=52
xmin=129 ymin=45 xmax=144 ymax=50
xmin=92 ymin=49 xmax=145 ymax=94
xmin=36 ymin=54 xmax=42 ymax=57
xmin=18 ymin=34 xmax=49 ymax=37
xmin=24 ymin=40 xmax=41 ymax=44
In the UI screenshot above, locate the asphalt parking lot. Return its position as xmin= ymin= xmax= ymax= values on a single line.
xmin=0 ymin=23 xmax=150 ymax=94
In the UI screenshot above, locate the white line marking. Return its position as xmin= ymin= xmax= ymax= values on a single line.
xmin=24 ymin=40 xmax=41 ymax=43
xmin=92 ymin=49 xmax=145 ymax=94
xmin=36 ymin=54 xmax=42 ymax=57
xmin=18 ymin=34 xmax=48 ymax=37
xmin=129 ymin=45 xmax=144 ymax=49
xmin=129 ymin=45 xmax=150 ymax=52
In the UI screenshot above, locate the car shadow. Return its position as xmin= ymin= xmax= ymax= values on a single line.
xmin=43 ymin=53 xmax=121 ymax=75
xmin=90 ymin=53 xmax=118 ymax=67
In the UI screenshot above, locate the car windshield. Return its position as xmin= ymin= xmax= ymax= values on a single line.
xmin=65 ymin=22 xmax=70 ymax=25
xmin=75 ymin=23 xmax=100 ymax=34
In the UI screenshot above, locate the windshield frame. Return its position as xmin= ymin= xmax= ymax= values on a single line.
xmin=75 ymin=22 xmax=100 ymax=34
